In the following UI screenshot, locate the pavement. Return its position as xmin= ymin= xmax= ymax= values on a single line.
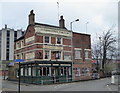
xmin=1 ymin=77 xmax=119 ymax=92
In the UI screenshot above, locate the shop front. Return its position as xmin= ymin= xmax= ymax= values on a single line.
xmin=8 ymin=61 xmax=72 ymax=84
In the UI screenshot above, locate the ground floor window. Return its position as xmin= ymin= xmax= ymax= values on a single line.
xmin=82 ymin=68 xmax=85 ymax=76
xmin=25 ymin=67 xmax=28 ymax=76
xmin=85 ymin=68 xmax=90 ymax=76
xmin=20 ymin=65 xmax=71 ymax=77
xmin=75 ymin=67 xmax=80 ymax=76
xmin=21 ymin=68 xmax=23 ymax=76
xmin=60 ymin=67 xmax=71 ymax=76
xmin=32 ymin=67 xmax=36 ymax=76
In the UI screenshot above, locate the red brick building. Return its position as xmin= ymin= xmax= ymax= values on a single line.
xmin=73 ymin=32 xmax=92 ymax=81
xmin=8 ymin=10 xmax=92 ymax=84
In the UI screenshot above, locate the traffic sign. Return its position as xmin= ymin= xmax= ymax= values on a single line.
xmin=15 ymin=59 xmax=24 ymax=62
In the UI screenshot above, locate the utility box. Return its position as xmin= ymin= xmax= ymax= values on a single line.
xmin=111 ymin=71 xmax=120 ymax=85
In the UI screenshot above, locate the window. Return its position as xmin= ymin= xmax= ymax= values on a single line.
xmin=64 ymin=67 xmax=67 ymax=75
xmin=21 ymin=68 xmax=23 ymax=76
xmin=75 ymin=67 xmax=80 ymax=76
xmin=14 ymin=31 xmax=17 ymax=40
xmin=28 ymin=67 xmax=31 ymax=76
xmin=60 ymin=67 xmax=64 ymax=76
xmin=16 ymin=42 xmax=20 ymax=49
xmin=57 ymin=37 xmax=61 ymax=44
xmin=21 ymin=53 xmax=24 ymax=59
xmin=46 ymin=67 xmax=50 ymax=76
xmin=7 ymin=30 xmax=10 ymax=37
xmin=21 ymin=40 xmax=24 ymax=48
xmin=37 ymin=67 xmax=42 ymax=76
xmin=85 ymin=68 xmax=90 ymax=76
xmin=68 ymin=67 xmax=71 ymax=75
xmin=45 ymin=50 xmax=49 ymax=59
xmin=6 ymin=51 xmax=9 ymax=60
xmin=82 ymin=68 xmax=85 ymax=75
xmin=85 ymin=51 xmax=89 ymax=58
xmin=16 ymin=69 xmax=19 ymax=78
xmin=56 ymin=51 xmax=61 ymax=59
xmin=75 ymin=50 xmax=81 ymax=59
xmin=25 ymin=68 xmax=28 ymax=76
xmin=64 ymin=53 xmax=71 ymax=60
xmin=32 ymin=67 xmax=36 ymax=76
xmin=45 ymin=36 xmax=49 ymax=43
xmin=43 ymin=67 xmax=46 ymax=76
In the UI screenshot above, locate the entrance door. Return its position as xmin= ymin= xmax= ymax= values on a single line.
xmin=53 ymin=67 xmax=59 ymax=83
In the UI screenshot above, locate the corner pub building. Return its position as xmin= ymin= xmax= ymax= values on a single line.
xmin=8 ymin=10 xmax=92 ymax=84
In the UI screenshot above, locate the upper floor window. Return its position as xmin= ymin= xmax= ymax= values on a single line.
xmin=56 ymin=37 xmax=61 ymax=44
xmin=64 ymin=53 xmax=71 ymax=61
xmin=75 ymin=50 xmax=81 ymax=59
xmin=85 ymin=51 xmax=89 ymax=58
xmin=45 ymin=50 xmax=49 ymax=59
xmin=45 ymin=36 xmax=49 ymax=43
xmin=16 ymin=42 xmax=20 ymax=49
xmin=21 ymin=40 xmax=24 ymax=48
xmin=56 ymin=51 xmax=61 ymax=59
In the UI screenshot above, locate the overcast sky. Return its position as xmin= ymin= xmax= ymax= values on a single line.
xmin=0 ymin=0 xmax=119 ymax=43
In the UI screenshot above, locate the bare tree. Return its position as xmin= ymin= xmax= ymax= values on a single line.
xmin=92 ymin=27 xmax=117 ymax=75
xmin=92 ymin=42 xmax=101 ymax=72
xmin=99 ymin=29 xmax=116 ymax=74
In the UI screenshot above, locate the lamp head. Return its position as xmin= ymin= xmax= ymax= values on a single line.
xmin=75 ymin=19 xmax=79 ymax=21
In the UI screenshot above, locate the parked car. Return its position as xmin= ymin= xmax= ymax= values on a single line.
xmin=91 ymin=73 xmax=100 ymax=79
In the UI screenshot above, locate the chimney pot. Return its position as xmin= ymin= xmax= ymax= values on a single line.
xmin=59 ymin=15 xmax=65 ymax=28
xmin=28 ymin=10 xmax=35 ymax=25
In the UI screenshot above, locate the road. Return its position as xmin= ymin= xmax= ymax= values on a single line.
xmin=1 ymin=78 xmax=119 ymax=92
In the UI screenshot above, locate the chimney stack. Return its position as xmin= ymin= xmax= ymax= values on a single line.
xmin=29 ymin=10 xmax=35 ymax=25
xmin=59 ymin=15 xmax=65 ymax=28
xmin=5 ymin=24 xmax=7 ymax=29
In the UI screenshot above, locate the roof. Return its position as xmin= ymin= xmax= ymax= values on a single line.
xmin=15 ymin=22 xmax=68 ymax=42
xmin=35 ymin=22 xmax=67 ymax=30
xmin=73 ymin=31 xmax=91 ymax=36
xmin=14 ymin=35 xmax=24 ymax=42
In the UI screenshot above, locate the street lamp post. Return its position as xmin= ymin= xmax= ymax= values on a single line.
xmin=70 ymin=19 xmax=79 ymax=31
xmin=99 ymin=37 xmax=102 ymax=70
xmin=85 ymin=22 xmax=89 ymax=33
xmin=70 ymin=19 xmax=79 ymax=81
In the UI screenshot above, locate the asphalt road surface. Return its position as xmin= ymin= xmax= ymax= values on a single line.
xmin=1 ymin=78 xmax=119 ymax=92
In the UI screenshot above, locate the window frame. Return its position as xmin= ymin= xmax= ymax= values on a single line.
xmin=44 ymin=36 xmax=50 ymax=44
xmin=56 ymin=37 xmax=62 ymax=45
xmin=75 ymin=49 xmax=82 ymax=59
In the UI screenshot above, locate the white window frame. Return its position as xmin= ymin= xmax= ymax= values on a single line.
xmin=75 ymin=67 xmax=80 ymax=76
xmin=44 ymin=36 xmax=51 ymax=44
xmin=21 ymin=68 xmax=23 ymax=76
xmin=56 ymin=37 xmax=63 ymax=45
xmin=21 ymin=40 xmax=24 ymax=48
xmin=85 ymin=51 xmax=89 ymax=59
xmin=64 ymin=52 xmax=71 ymax=61
xmin=16 ymin=42 xmax=20 ymax=49
xmin=44 ymin=50 xmax=50 ymax=60
xmin=75 ymin=49 xmax=82 ymax=59
xmin=56 ymin=37 xmax=62 ymax=45
xmin=55 ymin=51 xmax=61 ymax=60
xmin=28 ymin=67 xmax=31 ymax=76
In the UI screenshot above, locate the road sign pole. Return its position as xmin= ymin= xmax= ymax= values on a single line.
xmin=18 ymin=61 xmax=20 ymax=93
xmin=15 ymin=59 xmax=24 ymax=93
